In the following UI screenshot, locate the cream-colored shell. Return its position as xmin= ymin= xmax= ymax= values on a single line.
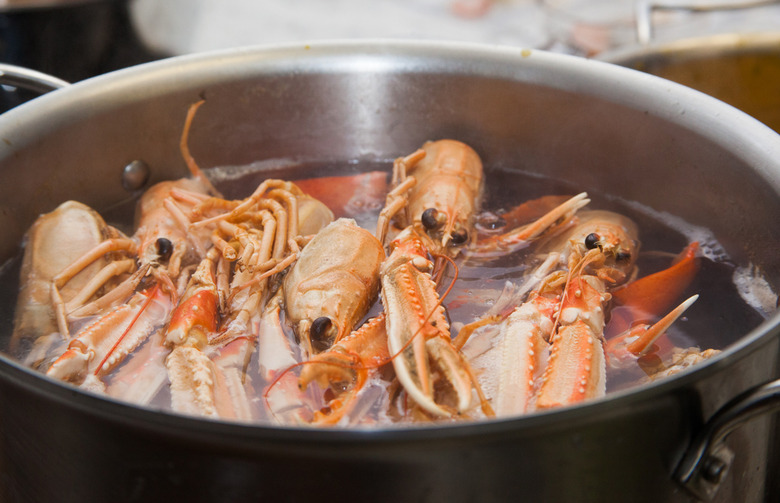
xmin=283 ymin=218 xmax=385 ymax=347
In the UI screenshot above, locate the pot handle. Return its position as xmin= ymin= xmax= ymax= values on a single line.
xmin=674 ymin=377 xmax=780 ymax=501
xmin=636 ymin=0 xmax=780 ymax=45
xmin=0 ymin=63 xmax=70 ymax=95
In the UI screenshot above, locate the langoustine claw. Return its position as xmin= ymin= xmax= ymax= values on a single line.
xmin=604 ymin=242 xmax=721 ymax=379
xmin=297 ymin=314 xmax=390 ymax=425
xmin=164 ymin=249 xmax=221 ymax=417
xmin=381 ymin=226 xmax=482 ymax=417
xmin=46 ymin=285 xmax=172 ymax=388
xmin=606 ymin=294 xmax=699 ymax=371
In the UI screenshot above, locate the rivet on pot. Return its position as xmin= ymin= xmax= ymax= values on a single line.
xmin=701 ymin=455 xmax=728 ymax=484
xmin=121 ymin=160 xmax=150 ymax=191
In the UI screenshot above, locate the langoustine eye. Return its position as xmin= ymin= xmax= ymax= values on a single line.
xmin=421 ymin=208 xmax=446 ymax=230
xmin=584 ymin=233 xmax=600 ymax=250
xmin=450 ymin=228 xmax=469 ymax=245
xmin=156 ymin=237 xmax=174 ymax=262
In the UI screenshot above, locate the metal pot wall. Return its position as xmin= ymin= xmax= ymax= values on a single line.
xmin=0 ymin=42 xmax=778 ymax=502
xmin=600 ymin=31 xmax=780 ymax=133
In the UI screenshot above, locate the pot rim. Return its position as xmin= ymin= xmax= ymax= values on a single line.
xmin=1 ymin=39 xmax=778 ymax=441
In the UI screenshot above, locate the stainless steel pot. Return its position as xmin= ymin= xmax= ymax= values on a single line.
xmin=0 ymin=41 xmax=778 ymax=503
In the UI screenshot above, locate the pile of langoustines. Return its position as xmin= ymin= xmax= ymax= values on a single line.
xmin=9 ymin=108 xmax=722 ymax=427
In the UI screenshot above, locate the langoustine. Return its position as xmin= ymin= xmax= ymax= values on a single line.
xmin=478 ymin=210 xmax=714 ymax=416
xmin=11 ymin=201 xmax=126 ymax=366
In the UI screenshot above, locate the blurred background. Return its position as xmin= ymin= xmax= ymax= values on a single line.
xmin=0 ymin=0 xmax=779 ymax=126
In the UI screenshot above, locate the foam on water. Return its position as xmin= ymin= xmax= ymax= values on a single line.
xmin=733 ymin=265 xmax=778 ymax=319
xmin=622 ymin=198 xmax=777 ymax=318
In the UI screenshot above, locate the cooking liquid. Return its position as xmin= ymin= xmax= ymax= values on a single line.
xmin=0 ymin=161 xmax=772 ymax=426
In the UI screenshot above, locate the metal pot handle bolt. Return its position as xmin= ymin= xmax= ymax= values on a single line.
xmin=675 ymin=378 xmax=780 ymax=501
xmin=635 ymin=0 xmax=780 ymax=44
xmin=0 ymin=63 xmax=69 ymax=96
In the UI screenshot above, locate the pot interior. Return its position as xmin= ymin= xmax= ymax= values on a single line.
xmin=0 ymin=42 xmax=777 ymax=419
